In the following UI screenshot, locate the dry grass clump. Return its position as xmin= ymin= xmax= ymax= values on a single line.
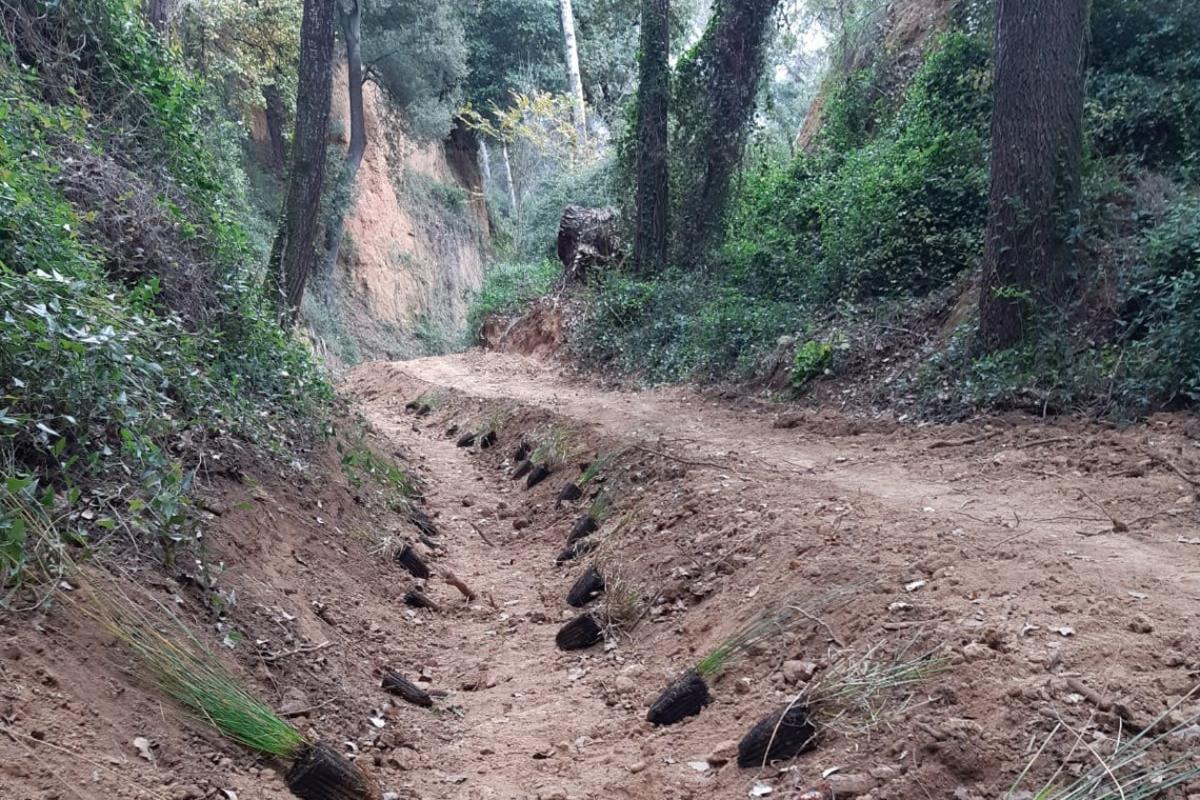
xmin=530 ymin=424 xmax=578 ymax=468
xmin=1008 ymin=687 xmax=1200 ymax=800
xmin=799 ymin=642 xmax=945 ymax=736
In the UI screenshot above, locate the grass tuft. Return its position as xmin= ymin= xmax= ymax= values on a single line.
xmin=72 ymin=574 xmax=305 ymax=759
xmin=1009 ymin=685 xmax=1200 ymax=800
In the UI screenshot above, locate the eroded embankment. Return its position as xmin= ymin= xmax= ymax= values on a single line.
xmin=345 ymin=352 xmax=1200 ymax=799
xmin=3 ymin=352 xmax=1198 ymax=800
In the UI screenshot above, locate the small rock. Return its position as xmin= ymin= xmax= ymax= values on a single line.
xmin=628 ymin=761 xmax=646 ymax=774
xmin=513 ymin=519 xmax=531 ymax=531
xmin=869 ymin=765 xmax=899 ymax=781
xmin=961 ymin=642 xmax=992 ymax=661
xmin=781 ymin=660 xmax=818 ymax=685
xmin=170 ymin=785 xmax=203 ymax=800
xmin=826 ymin=773 xmax=876 ymax=797
xmin=1128 ymin=614 xmax=1153 ymax=634
xmin=614 ymin=675 xmax=637 ymax=695
xmin=706 ymin=740 xmax=738 ymax=766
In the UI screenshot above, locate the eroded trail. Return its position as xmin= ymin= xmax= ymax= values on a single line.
xmin=347 ymin=351 xmax=1200 ymax=799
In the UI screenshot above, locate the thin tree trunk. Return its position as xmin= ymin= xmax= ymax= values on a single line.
xmin=501 ymin=142 xmax=518 ymax=217
xmin=672 ymin=0 xmax=780 ymax=269
xmin=479 ymin=138 xmax=493 ymax=190
xmin=558 ymin=0 xmax=587 ymax=144
xmin=265 ymin=0 xmax=337 ymax=326
xmin=262 ymin=80 xmax=289 ymax=176
xmin=979 ymin=0 xmax=1089 ymax=350
xmin=319 ymin=0 xmax=367 ymax=291
xmin=633 ymin=0 xmax=670 ymax=273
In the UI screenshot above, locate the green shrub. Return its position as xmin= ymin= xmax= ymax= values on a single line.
xmin=791 ymin=341 xmax=833 ymax=389
xmin=465 ymin=260 xmax=561 ymax=341
xmin=0 ymin=4 xmax=332 ymax=595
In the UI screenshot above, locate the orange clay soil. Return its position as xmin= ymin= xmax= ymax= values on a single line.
xmin=3 ymin=349 xmax=1200 ymax=800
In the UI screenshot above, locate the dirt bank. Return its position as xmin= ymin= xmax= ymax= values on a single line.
xmin=4 ymin=351 xmax=1199 ymax=799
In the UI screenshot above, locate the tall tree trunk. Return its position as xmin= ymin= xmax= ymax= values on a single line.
xmin=262 ymin=80 xmax=289 ymax=176
xmin=319 ymin=0 xmax=367 ymax=292
xmin=979 ymin=0 xmax=1089 ymax=350
xmin=558 ymin=0 xmax=587 ymax=144
xmin=633 ymin=0 xmax=670 ymax=274
xmin=265 ymin=0 xmax=337 ymax=326
xmin=672 ymin=0 xmax=780 ymax=269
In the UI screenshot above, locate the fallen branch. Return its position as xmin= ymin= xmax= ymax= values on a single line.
xmin=928 ymin=431 xmax=1000 ymax=450
xmin=467 ymin=519 xmax=496 ymax=548
xmin=440 ymin=568 xmax=477 ymax=601
xmin=1146 ymin=450 xmax=1200 ymax=487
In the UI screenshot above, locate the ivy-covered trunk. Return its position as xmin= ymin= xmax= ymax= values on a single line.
xmin=319 ymin=0 xmax=367 ymax=292
xmin=979 ymin=0 xmax=1088 ymax=350
xmin=671 ymin=0 xmax=780 ymax=270
xmin=633 ymin=0 xmax=670 ymax=274
xmin=265 ymin=0 xmax=336 ymax=326
xmin=262 ymin=79 xmax=289 ymax=177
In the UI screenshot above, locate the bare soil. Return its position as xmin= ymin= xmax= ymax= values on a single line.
xmin=4 ymin=350 xmax=1200 ymax=799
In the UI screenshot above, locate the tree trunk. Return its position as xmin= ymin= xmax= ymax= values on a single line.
xmin=501 ymin=142 xmax=518 ymax=218
xmin=558 ymin=0 xmax=588 ymax=145
xmin=262 ymin=80 xmax=289 ymax=176
xmin=319 ymin=0 xmax=367 ymax=292
xmin=672 ymin=0 xmax=781 ymax=269
xmin=145 ymin=0 xmax=171 ymax=32
xmin=633 ymin=0 xmax=670 ymax=274
xmin=265 ymin=0 xmax=337 ymax=326
xmin=479 ymin=138 xmax=493 ymax=190
xmin=979 ymin=0 xmax=1089 ymax=350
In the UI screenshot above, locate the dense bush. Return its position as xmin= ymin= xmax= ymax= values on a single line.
xmin=578 ymin=32 xmax=990 ymax=383
xmin=0 ymin=2 xmax=331 ymax=598
xmin=1088 ymin=0 xmax=1200 ymax=171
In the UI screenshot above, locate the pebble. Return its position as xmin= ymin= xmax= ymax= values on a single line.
xmin=705 ymin=739 xmax=737 ymax=766
xmin=961 ymin=642 xmax=992 ymax=661
xmin=628 ymin=761 xmax=646 ymax=773
xmin=826 ymin=773 xmax=876 ymax=796
xmin=169 ymin=785 xmax=203 ymax=800
xmin=1128 ymin=614 xmax=1153 ymax=634
xmin=781 ymin=660 xmax=818 ymax=684
xmin=614 ymin=675 xmax=638 ymax=695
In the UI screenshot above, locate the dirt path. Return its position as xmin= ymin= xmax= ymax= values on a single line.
xmin=346 ymin=351 xmax=1200 ymax=799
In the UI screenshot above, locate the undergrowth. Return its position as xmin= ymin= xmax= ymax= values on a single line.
xmin=465 ymin=259 xmax=560 ymax=342
xmin=0 ymin=0 xmax=332 ymax=602
xmin=571 ymin=4 xmax=1200 ymax=417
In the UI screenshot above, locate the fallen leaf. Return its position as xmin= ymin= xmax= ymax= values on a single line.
xmin=1056 ymin=626 xmax=1075 ymax=637
xmin=749 ymin=782 xmax=774 ymax=797
xmin=687 ymin=761 xmax=711 ymax=772
xmin=904 ymin=580 xmax=926 ymax=593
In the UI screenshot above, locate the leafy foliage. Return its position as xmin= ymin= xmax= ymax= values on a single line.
xmin=0 ymin=2 xmax=331 ymax=593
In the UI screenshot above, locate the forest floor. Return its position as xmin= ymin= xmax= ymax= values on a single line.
xmin=4 ymin=350 xmax=1200 ymax=799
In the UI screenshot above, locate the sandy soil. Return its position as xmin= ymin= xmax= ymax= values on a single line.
xmin=4 ymin=350 xmax=1199 ymax=799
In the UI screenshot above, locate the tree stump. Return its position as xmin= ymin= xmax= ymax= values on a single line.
xmin=556 ymin=205 xmax=621 ymax=284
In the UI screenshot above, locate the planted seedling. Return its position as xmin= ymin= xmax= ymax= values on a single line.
xmin=526 ymin=426 xmax=576 ymax=488
xmin=737 ymin=644 xmax=944 ymax=769
xmin=556 ymin=449 xmax=624 ymax=507
xmin=555 ymin=612 xmax=603 ymax=650
xmin=566 ymin=565 xmax=605 ymax=607
xmin=647 ymin=584 xmax=866 ymax=726
xmin=405 ymin=390 xmax=444 ymax=418
xmin=403 ymin=587 xmax=439 ymax=611
xmin=395 ymin=543 xmax=431 ymax=579
xmin=72 ymin=576 xmax=377 ymax=800
xmin=566 ymin=490 xmax=614 ymax=546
